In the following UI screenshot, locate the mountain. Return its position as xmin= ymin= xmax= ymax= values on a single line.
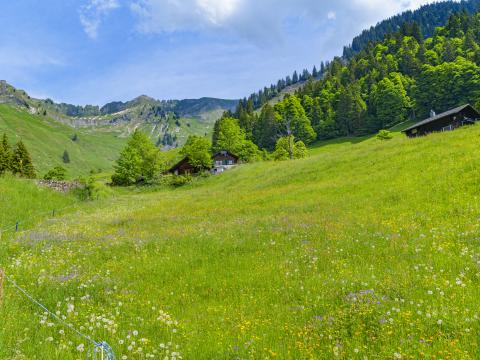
xmin=0 ymin=103 xmax=127 ymax=177
xmin=0 ymin=80 xmax=238 ymax=149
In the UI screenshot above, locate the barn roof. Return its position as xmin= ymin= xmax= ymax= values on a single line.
xmin=403 ymin=104 xmax=479 ymax=132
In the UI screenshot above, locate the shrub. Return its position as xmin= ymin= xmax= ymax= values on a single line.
xmin=76 ymin=177 xmax=112 ymax=200
xmin=376 ymin=130 xmax=393 ymax=140
xmin=43 ymin=166 xmax=67 ymax=180
xmin=170 ymin=175 xmax=193 ymax=187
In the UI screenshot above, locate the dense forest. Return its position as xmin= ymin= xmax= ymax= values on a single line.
xmin=343 ymin=0 xmax=480 ymax=58
xmin=226 ymin=10 xmax=480 ymax=151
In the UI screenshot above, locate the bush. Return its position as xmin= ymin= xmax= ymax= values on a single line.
xmin=75 ymin=177 xmax=112 ymax=200
xmin=170 ymin=174 xmax=193 ymax=187
xmin=43 ymin=166 xmax=67 ymax=180
xmin=376 ymin=130 xmax=393 ymax=140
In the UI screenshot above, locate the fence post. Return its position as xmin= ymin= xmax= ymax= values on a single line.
xmin=15 ymin=222 xmax=19 ymax=232
xmin=0 ymin=268 xmax=4 ymax=307
xmin=52 ymin=209 xmax=55 ymax=217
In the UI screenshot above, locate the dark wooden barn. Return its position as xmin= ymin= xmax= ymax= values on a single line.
xmin=168 ymin=157 xmax=197 ymax=176
xmin=403 ymin=104 xmax=480 ymax=138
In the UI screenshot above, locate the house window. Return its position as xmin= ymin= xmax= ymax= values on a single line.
xmin=228 ymin=160 xmax=233 ymax=165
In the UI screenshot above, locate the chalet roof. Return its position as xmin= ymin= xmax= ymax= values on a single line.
xmin=168 ymin=156 xmax=192 ymax=172
xmin=212 ymin=150 xmax=239 ymax=160
xmin=403 ymin=104 xmax=479 ymax=132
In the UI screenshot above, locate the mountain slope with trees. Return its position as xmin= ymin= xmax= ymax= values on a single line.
xmin=230 ymin=10 xmax=480 ymax=150
xmin=343 ymin=0 xmax=480 ymax=58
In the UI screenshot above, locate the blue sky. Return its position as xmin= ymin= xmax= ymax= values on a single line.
xmin=0 ymin=0 xmax=441 ymax=105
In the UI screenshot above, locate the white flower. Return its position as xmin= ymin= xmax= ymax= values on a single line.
xmin=77 ymin=344 xmax=85 ymax=352
xmin=133 ymin=330 xmax=139 ymax=336
xmin=394 ymin=353 xmax=401 ymax=359
xmin=437 ymin=319 xmax=443 ymax=325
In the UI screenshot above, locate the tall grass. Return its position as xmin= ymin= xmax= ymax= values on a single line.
xmin=2 ymin=124 xmax=480 ymax=358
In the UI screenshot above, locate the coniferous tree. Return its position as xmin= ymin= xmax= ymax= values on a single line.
xmin=0 ymin=133 xmax=12 ymax=175
xmin=11 ymin=140 xmax=35 ymax=178
xmin=253 ymin=104 xmax=279 ymax=151
xmin=292 ymin=71 xmax=299 ymax=83
xmin=63 ymin=150 xmax=70 ymax=164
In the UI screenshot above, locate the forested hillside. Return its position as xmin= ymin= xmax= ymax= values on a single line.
xmin=343 ymin=0 xmax=480 ymax=58
xmin=242 ymin=0 xmax=480 ymax=113
xmin=229 ymin=10 xmax=480 ymax=150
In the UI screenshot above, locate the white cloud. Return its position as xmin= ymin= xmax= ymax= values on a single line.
xmin=79 ymin=0 xmax=120 ymax=39
xmin=128 ymin=0 xmax=443 ymax=45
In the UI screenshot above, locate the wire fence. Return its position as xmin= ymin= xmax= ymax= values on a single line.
xmin=0 ymin=202 xmax=78 ymax=236
xmin=0 ymin=204 xmax=116 ymax=359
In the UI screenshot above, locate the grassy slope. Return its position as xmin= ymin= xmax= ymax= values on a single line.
xmin=0 ymin=175 xmax=78 ymax=231
xmin=2 ymin=125 xmax=480 ymax=358
xmin=0 ymin=105 xmax=127 ymax=177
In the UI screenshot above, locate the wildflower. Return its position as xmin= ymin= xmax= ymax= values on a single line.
xmin=133 ymin=330 xmax=139 ymax=336
xmin=394 ymin=352 xmax=401 ymax=359
xmin=77 ymin=344 xmax=85 ymax=352
xmin=437 ymin=319 xmax=443 ymax=325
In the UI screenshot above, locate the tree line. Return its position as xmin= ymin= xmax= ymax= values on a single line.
xmin=230 ymin=10 xmax=480 ymax=148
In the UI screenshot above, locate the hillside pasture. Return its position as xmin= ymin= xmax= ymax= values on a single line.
xmin=1 ymin=125 xmax=480 ymax=358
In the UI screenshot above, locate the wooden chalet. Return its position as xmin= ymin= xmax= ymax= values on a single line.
xmin=211 ymin=150 xmax=239 ymax=174
xmin=168 ymin=157 xmax=197 ymax=176
xmin=403 ymin=104 xmax=480 ymax=138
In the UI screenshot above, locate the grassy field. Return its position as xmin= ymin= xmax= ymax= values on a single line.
xmin=0 ymin=105 xmax=127 ymax=178
xmin=2 ymin=124 xmax=480 ymax=359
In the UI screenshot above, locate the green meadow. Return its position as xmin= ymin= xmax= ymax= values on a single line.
xmin=0 ymin=105 xmax=127 ymax=177
xmin=2 ymin=125 xmax=480 ymax=359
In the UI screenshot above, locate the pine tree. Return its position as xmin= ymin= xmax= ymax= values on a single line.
xmin=312 ymin=66 xmax=319 ymax=78
xmin=63 ymin=150 xmax=70 ymax=164
xmin=0 ymin=133 xmax=12 ymax=175
xmin=11 ymin=140 xmax=35 ymax=178
xmin=253 ymin=104 xmax=279 ymax=151
xmin=292 ymin=71 xmax=299 ymax=83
